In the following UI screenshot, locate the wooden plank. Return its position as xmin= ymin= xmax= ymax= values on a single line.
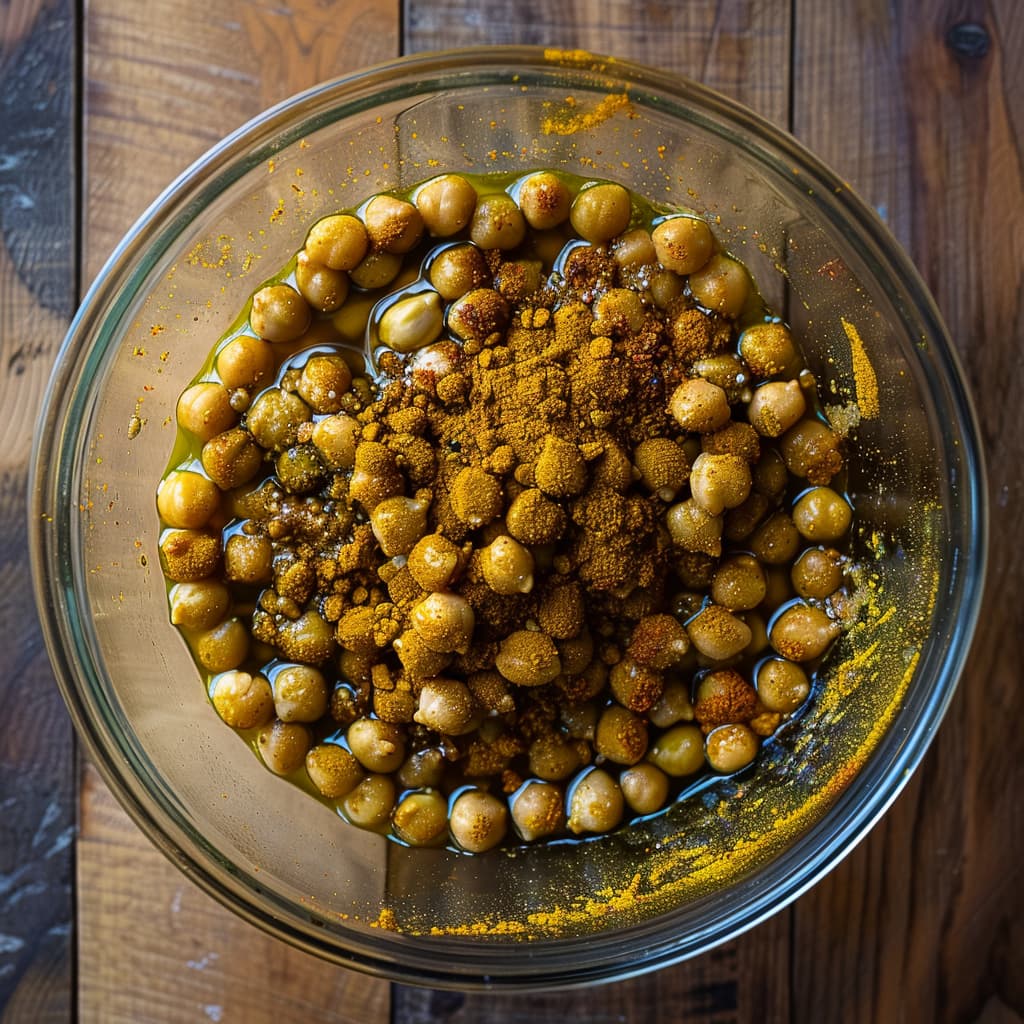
xmin=0 ymin=0 xmax=77 ymax=1019
xmin=80 ymin=0 xmax=400 ymax=1018
xmin=397 ymin=3 xmax=793 ymax=1019
xmin=792 ymin=3 xmax=1024 ymax=1022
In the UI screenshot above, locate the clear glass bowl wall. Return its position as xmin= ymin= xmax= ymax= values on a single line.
xmin=31 ymin=49 xmax=985 ymax=989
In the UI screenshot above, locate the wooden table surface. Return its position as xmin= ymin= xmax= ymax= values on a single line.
xmin=2 ymin=1 xmax=1021 ymax=1021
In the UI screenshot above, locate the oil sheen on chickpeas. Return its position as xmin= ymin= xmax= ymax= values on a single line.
xmin=158 ymin=169 xmax=856 ymax=854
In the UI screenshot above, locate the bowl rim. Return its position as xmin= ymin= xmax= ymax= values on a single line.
xmin=29 ymin=44 xmax=988 ymax=989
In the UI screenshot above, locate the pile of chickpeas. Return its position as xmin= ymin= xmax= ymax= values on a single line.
xmin=157 ymin=168 xmax=854 ymax=853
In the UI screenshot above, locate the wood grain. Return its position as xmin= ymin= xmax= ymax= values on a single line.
xmin=792 ymin=2 xmax=1024 ymax=1022
xmin=0 ymin=0 xmax=76 ymax=1019
xmin=79 ymin=0 xmax=400 ymax=1019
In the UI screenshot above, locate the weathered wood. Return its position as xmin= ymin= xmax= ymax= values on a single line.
xmin=0 ymin=0 xmax=77 ymax=1019
xmin=792 ymin=2 xmax=1024 ymax=1022
xmin=79 ymin=1 xmax=400 ymax=1019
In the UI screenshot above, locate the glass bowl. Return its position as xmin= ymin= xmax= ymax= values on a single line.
xmin=30 ymin=47 xmax=986 ymax=989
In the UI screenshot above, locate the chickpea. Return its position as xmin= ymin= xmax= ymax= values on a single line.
xmin=249 ymin=284 xmax=310 ymax=342
xmin=569 ymin=182 xmax=631 ymax=243
xmin=216 ymin=335 xmax=275 ymax=391
xmin=256 ymin=719 xmax=312 ymax=775
xmin=705 ymin=723 xmax=759 ymax=773
xmin=609 ymin=658 xmax=664 ymax=713
xmin=364 ymin=194 xmax=423 ymax=253
xmin=297 ymin=354 xmax=352 ymax=413
xmin=711 ymin=554 xmax=767 ymax=611
xmin=756 ymin=658 xmax=811 ymax=713
xmin=595 ymin=705 xmax=648 ymax=765
xmin=275 ymin=445 xmax=324 ymax=495
xmin=378 ymin=291 xmax=444 ymax=353
xmin=652 ymin=215 xmax=714 ymax=274
xmin=689 ymin=253 xmax=749 ymax=318
xmin=369 ymin=496 xmax=428 ymax=557
xmin=224 ymin=532 xmax=272 ymax=584
xmin=780 ymin=419 xmax=844 ymax=485
xmin=627 ymin=614 xmax=691 ymax=670
xmin=687 ymin=604 xmax=752 ymax=661
xmin=346 ymin=718 xmax=406 ymax=772
xmin=160 ymin=529 xmax=221 ymax=583
xmin=648 ymin=680 xmax=695 ymax=728
xmin=479 ymin=535 xmax=534 ymax=595
xmin=393 ymin=790 xmax=449 ymax=846
xmin=294 ymin=251 xmax=349 ymax=313
xmin=201 ymin=428 xmax=263 ymax=491
xmin=560 ymin=700 xmax=598 ymax=741
xmin=305 ymin=743 xmax=363 ymax=799
xmin=534 ymin=435 xmax=587 ymax=498
xmin=447 ymin=288 xmax=511 ymax=343
xmin=505 ymin=488 xmax=566 ymax=545
xmin=612 ymin=227 xmax=657 ymax=268
xmin=450 ymin=790 xmax=508 ymax=852
xmin=470 ymin=193 xmax=526 ymax=250
xmin=592 ymin=441 xmax=635 ymax=493
xmin=633 ymin=437 xmax=690 ymax=500
xmin=276 ymin=611 xmax=335 ymax=664
xmin=753 ymin=448 xmax=789 ymax=500
xmin=393 ymin=629 xmax=452 ymax=681
xmin=272 ymin=664 xmax=328 ymax=723
xmin=740 ymin=322 xmax=798 ymax=377
xmin=349 ymin=441 xmax=404 ymax=511
xmin=312 ymin=413 xmax=360 ymax=470
xmin=410 ymin=594 xmax=475 ymax=655
xmin=349 ymin=250 xmax=403 ymax=290
xmin=510 ymin=781 xmax=565 ymax=841
xmin=177 ymin=382 xmax=237 ymax=441
xmin=449 ymin=466 xmax=503 ymax=527
xmin=429 ymin=244 xmax=490 ymax=300
xmin=647 ymin=723 xmax=704 ymax=777
xmin=744 ymin=611 xmax=770 ymax=657
xmin=245 ymin=388 xmax=311 ymax=452
xmin=210 ymin=670 xmax=274 ymax=730
xmin=496 ymin=630 xmax=562 ymax=687
xmin=769 ymin=603 xmax=841 ymax=661
xmin=751 ymin=512 xmax=801 ymax=564
xmin=792 ymin=547 xmax=844 ymax=599
xmin=517 ymin=171 xmax=572 ymax=229
xmin=343 ymin=774 xmax=396 ymax=828
xmin=792 ymin=487 xmax=852 ymax=542
xmin=666 ymin=498 xmax=723 ymax=557
xmin=157 ymin=470 xmax=220 ymax=529
xmin=398 ymin=747 xmax=445 ymax=790
xmin=668 ymin=378 xmax=731 ymax=433
xmin=620 ymin=762 xmax=670 ymax=815
xmin=762 ymin=565 xmax=794 ymax=610
xmin=748 ymin=380 xmax=807 ymax=438
xmin=567 ymin=768 xmax=624 ymax=834
xmin=415 ymin=677 xmax=477 ymax=735
xmin=169 ymin=580 xmax=230 ymax=629
xmin=650 ymin=268 xmax=684 ymax=309
xmin=692 ymin=354 xmax=750 ymax=405
xmin=305 ymin=214 xmax=369 ymax=270
xmin=558 ymin=628 xmax=595 ymax=676
xmin=415 ymin=174 xmax=477 ymax=236
xmin=407 ymin=533 xmax=462 ymax=593
xmin=689 ymin=452 xmax=752 ymax=516
xmin=529 ymin=734 xmax=582 ymax=781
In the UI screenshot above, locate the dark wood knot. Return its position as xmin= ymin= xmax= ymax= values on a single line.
xmin=945 ymin=22 xmax=991 ymax=61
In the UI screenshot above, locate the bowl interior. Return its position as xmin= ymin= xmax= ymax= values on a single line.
xmin=33 ymin=49 xmax=984 ymax=987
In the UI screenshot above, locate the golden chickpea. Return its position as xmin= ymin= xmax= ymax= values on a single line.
xmin=415 ymin=174 xmax=478 ymax=236
xmin=250 ymin=284 xmax=310 ymax=342
xmin=294 ymin=251 xmax=349 ymax=313
xmin=414 ymin=677 xmax=477 ymax=735
xmin=157 ymin=470 xmax=220 ymax=529
xmin=612 ymin=227 xmax=657 ymax=268
xmin=305 ymin=743 xmax=363 ymax=799
xmin=529 ymin=735 xmax=582 ymax=781
xmin=627 ymin=614 xmax=691 ymax=670
xmin=407 ymin=533 xmax=462 ymax=592
xmin=393 ymin=790 xmax=449 ymax=846
xmin=450 ymin=466 xmax=503 ymax=527
xmin=665 ymin=498 xmax=723 ymax=557
xmin=343 ymin=774 xmax=396 ymax=828
xmin=495 ymin=630 xmax=562 ymax=687
xmin=349 ymin=250 xmax=403 ymax=290
xmin=201 ymin=427 xmax=263 ymax=491
xmin=393 ymin=629 xmax=452 ymax=681
xmin=160 ymin=529 xmax=221 ymax=583
xmin=668 ymin=378 xmax=731 ymax=433
xmin=364 ymin=194 xmax=423 ymax=254
xmin=349 ymin=441 xmax=404 ymax=511
xmin=210 ymin=670 xmax=274 ymax=730
xmin=479 ymin=535 xmax=535 ymax=595
xmin=297 ymin=355 xmax=352 ymax=413
xmin=505 ymin=488 xmax=566 ymax=545
xmin=311 ymin=413 xmax=360 ymax=470
xmin=410 ymin=593 xmax=475 ymax=655
xmin=756 ymin=658 xmax=811 ymax=713
xmin=620 ymin=762 xmax=670 ymax=815
xmin=769 ymin=603 xmax=841 ymax=661
xmin=517 ymin=171 xmax=572 ymax=229
xmin=378 ymin=291 xmax=445 ymax=353
xmin=558 ymin=628 xmax=596 ymax=676
xmin=534 ymin=435 xmax=587 ymax=498
xmin=792 ymin=487 xmax=852 ymax=543
xmin=245 ymin=388 xmax=311 ymax=452
xmin=216 ymin=335 xmax=275 ymax=391
xmin=711 ymin=554 xmax=767 ymax=611
xmin=609 ymin=658 xmax=664 ymax=713
xmin=595 ymin=705 xmax=649 ymax=765
xmin=347 ymin=718 xmax=406 ymax=772
xmin=510 ymin=781 xmax=565 ymax=842
xmin=429 ymin=244 xmax=490 ymax=300
xmin=687 ymin=604 xmax=752 ymax=661
xmin=689 ymin=453 xmax=752 ymax=516
xmin=633 ymin=437 xmax=690 ymax=500
xmin=256 ymin=719 xmax=312 ymax=775
xmin=447 ymin=288 xmax=511 ymax=343
xmin=398 ymin=748 xmax=445 ymax=790
xmin=224 ymin=532 xmax=273 ymax=584
xmin=305 ymin=214 xmax=369 ymax=270
xmin=691 ymin=354 xmax=750 ymax=404
xmin=569 ymin=182 xmax=631 ymax=243
xmin=705 ymin=723 xmax=759 ymax=773
xmin=369 ymin=496 xmax=428 ymax=557
xmin=450 ymin=790 xmax=508 ymax=852
xmin=780 ymin=419 xmax=844 ymax=485
xmin=753 ymin=448 xmax=789 ymax=500
xmin=177 ymin=382 xmax=237 ymax=441
xmin=791 ymin=547 xmax=844 ymax=599
xmin=567 ymin=768 xmax=624 ymax=834
xmin=560 ymin=700 xmax=598 ymax=740
xmin=689 ymin=253 xmax=750 ymax=318
xmin=744 ymin=611 xmax=770 ymax=657
xmin=276 ymin=611 xmax=335 ymax=664
xmin=649 ymin=268 xmax=684 ymax=309
xmin=470 ymin=193 xmax=526 ymax=250
xmin=648 ymin=723 xmax=705 ymax=777
xmin=196 ymin=619 xmax=251 ymax=673
xmin=751 ymin=512 xmax=801 ymax=565
xmin=740 ymin=322 xmax=798 ymax=377
xmin=652 ymin=215 xmax=714 ymax=274
xmin=273 ymin=664 xmax=328 ymax=723
xmin=648 ymin=680 xmax=695 ymax=728
xmin=748 ymin=380 xmax=807 ymax=438
xmin=169 ymin=580 xmax=230 ymax=629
